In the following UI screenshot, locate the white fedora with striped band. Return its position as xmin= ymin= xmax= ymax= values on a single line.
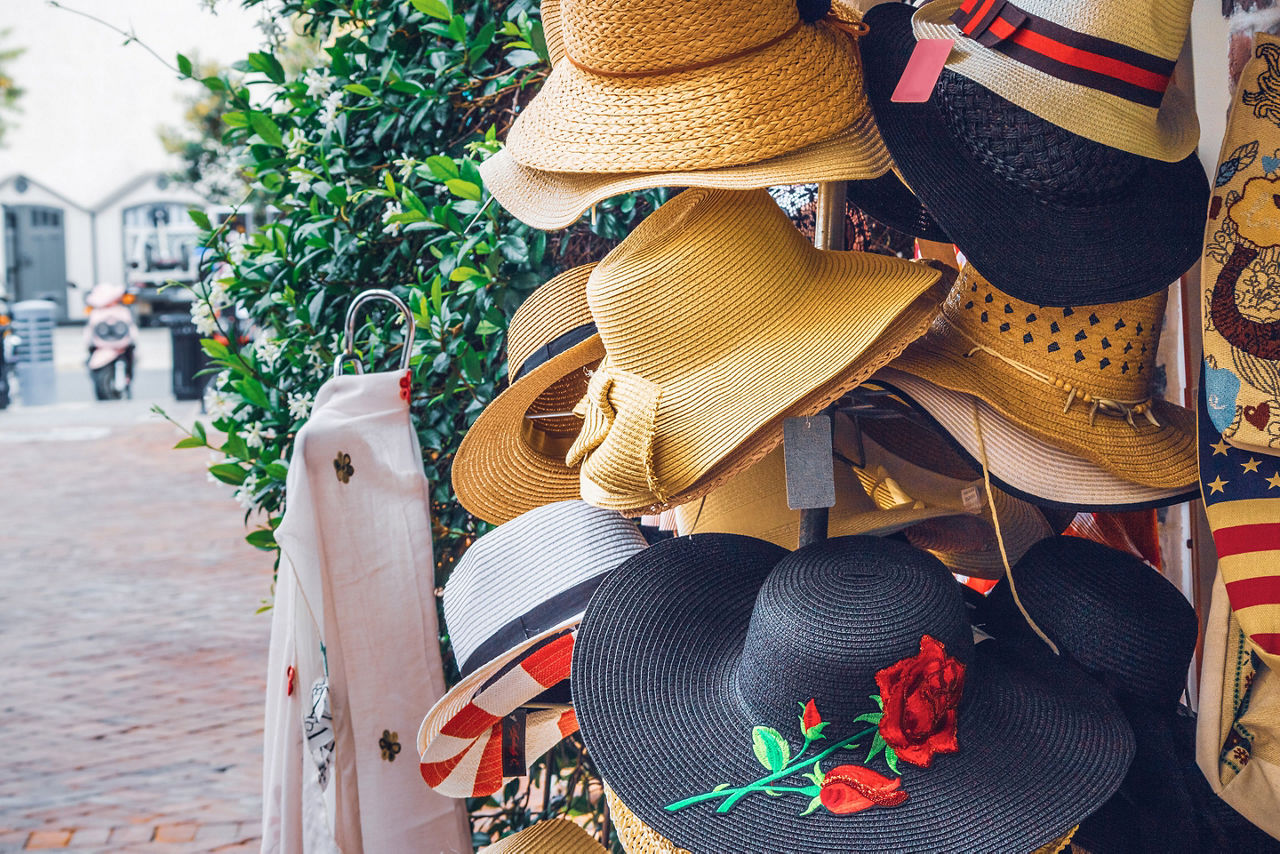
xmin=417 ymin=500 xmax=647 ymax=798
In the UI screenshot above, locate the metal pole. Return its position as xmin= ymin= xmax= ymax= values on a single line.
xmin=797 ymin=182 xmax=846 ymax=548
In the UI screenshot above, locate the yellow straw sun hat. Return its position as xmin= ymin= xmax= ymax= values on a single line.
xmin=564 ymin=187 xmax=948 ymax=516
xmin=911 ymin=0 xmax=1198 ymax=163
xmin=888 ymin=263 xmax=1196 ymax=494
xmin=478 ymin=818 xmax=606 ymax=853
xmin=480 ymin=0 xmax=892 ymax=230
xmin=504 ymin=0 xmax=869 ymax=174
xmin=452 ymin=265 xmax=601 ymax=524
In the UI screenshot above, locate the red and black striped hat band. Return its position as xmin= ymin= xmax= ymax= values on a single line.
xmin=950 ymin=0 xmax=1174 ymax=109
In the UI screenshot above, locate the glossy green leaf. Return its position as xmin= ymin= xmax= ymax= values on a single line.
xmin=751 ymin=726 xmax=790 ymax=772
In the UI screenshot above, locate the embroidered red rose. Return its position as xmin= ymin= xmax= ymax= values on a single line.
xmin=874 ymin=635 xmax=965 ymax=768
xmin=399 ymin=371 xmax=412 ymax=402
xmin=801 ymin=699 xmax=823 ymax=738
xmin=818 ymin=765 xmax=908 ymax=814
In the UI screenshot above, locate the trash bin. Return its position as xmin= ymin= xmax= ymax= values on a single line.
xmin=159 ymin=313 xmax=211 ymax=401
xmin=12 ymin=300 xmax=57 ymax=406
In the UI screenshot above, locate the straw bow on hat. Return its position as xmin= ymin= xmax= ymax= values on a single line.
xmin=480 ymin=0 xmax=897 ymax=231
xmin=562 ymin=187 xmax=947 ymax=516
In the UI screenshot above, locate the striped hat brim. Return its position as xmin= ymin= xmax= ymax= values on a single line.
xmin=419 ymin=624 xmax=579 ymax=798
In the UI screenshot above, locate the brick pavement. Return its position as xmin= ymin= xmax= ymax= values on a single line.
xmin=0 ymin=408 xmax=271 ymax=851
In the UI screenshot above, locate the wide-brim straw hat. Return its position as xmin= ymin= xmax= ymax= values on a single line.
xmin=912 ymin=0 xmax=1198 ymax=163
xmin=453 ymin=265 xmax=601 ymax=524
xmin=870 ymin=369 xmax=1195 ymax=511
xmin=888 ymin=263 xmax=1197 ymax=493
xmin=843 ymin=170 xmax=948 ymax=242
xmin=573 ymin=534 xmax=1133 ymax=852
xmin=859 ymin=2 xmax=1208 ymax=306
xmin=504 ymin=0 xmax=868 ymax=175
xmin=565 ymin=187 xmax=947 ymax=516
xmin=478 ymin=818 xmax=606 ymax=854
xmin=418 ymin=501 xmax=647 ymax=798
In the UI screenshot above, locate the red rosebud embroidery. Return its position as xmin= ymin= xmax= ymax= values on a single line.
xmin=875 ymin=635 xmax=965 ymax=768
xmin=819 ymin=765 xmax=908 ymax=815
xmin=286 ymin=665 xmax=296 ymax=697
xmin=399 ymin=371 xmax=412 ymax=402
xmin=802 ymin=700 xmax=821 ymax=735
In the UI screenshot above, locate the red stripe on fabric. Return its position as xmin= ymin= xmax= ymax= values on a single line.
xmin=1213 ymin=523 xmax=1280 ymax=558
xmin=988 ymin=16 xmax=1015 ymax=39
xmin=439 ymin=702 xmax=501 ymax=739
xmin=1226 ymin=576 xmax=1280 ymax=610
xmin=557 ymin=708 xmax=579 ymax=738
xmin=958 ymin=0 xmax=980 ymax=13
xmin=963 ymin=0 xmax=1000 ymax=34
xmin=1251 ymin=633 xmax=1280 ymax=655
xmin=472 ymin=723 xmax=505 ymax=797
xmin=519 ymin=631 xmax=575 ymax=689
xmin=420 ymin=751 xmax=465 ymax=787
xmin=1008 ymin=27 xmax=1169 ymax=91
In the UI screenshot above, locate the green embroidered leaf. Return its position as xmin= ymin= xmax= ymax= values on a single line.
xmin=752 ymin=726 xmax=791 ymax=772
xmin=807 ymin=761 xmax=825 ymax=786
xmin=850 ymin=712 xmax=883 ymax=726
xmin=799 ymin=795 xmax=824 ymax=817
xmin=866 ymin=733 xmax=886 ymax=765
xmin=871 ymin=694 xmax=884 ymax=709
xmin=712 ymin=783 xmax=729 ymax=792
xmin=807 ymin=721 xmax=829 ymax=741
xmin=884 ymin=744 xmax=900 ymax=775
xmin=765 ymin=788 xmax=783 ymax=796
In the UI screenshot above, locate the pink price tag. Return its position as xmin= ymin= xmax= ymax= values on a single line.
xmin=891 ymin=38 xmax=955 ymax=103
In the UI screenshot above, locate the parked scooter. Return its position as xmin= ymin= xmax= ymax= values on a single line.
xmin=84 ymin=283 xmax=139 ymax=400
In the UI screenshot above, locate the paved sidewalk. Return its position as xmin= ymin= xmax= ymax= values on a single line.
xmin=0 ymin=403 xmax=271 ymax=852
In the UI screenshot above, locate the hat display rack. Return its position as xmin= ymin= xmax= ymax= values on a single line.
xmin=350 ymin=0 xmax=1280 ymax=850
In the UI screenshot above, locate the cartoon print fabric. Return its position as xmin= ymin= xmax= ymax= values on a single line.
xmin=1202 ymin=35 xmax=1280 ymax=455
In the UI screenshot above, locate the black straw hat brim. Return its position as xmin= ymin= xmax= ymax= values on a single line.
xmin=573 ymin=533 xmax=1134 ymax=853
xmin=860 ymin=3 xmax=1208 ymax=306
xmin=846 ymin=170 xmax=950 ymax=242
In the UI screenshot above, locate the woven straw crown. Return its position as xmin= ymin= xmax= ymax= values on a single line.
xmin=442 ymin=500 xmax=646 ymax=674
xmin=564 ymin=188 xmax=943 ymax=513
xmin=505 ymin=264 xmax=595 ymax=377
xmin=479 ymin=818 xmax=606 ymax=854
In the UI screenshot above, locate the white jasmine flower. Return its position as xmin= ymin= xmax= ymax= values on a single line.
xmin=305 ymin=342 xmax=328 ymax=369
xmin=206 ymin=278 xmax=230 ymax=310
xmin=254 ymin=330 xmax=283 ymax=365
xmin=393 ymin=157 xmax=417 ymax=180
xmin=283 ymin=129 xmax=307 ymax=158
xmin=226 ymin=237 xmax=248 ymax=266
xmin=303 ymin=67 xmax=333 ymax=98
xmin=191 ymin=301 xmax=219 ymax=337
xmin=381 ymin=200 xmax=403 ymax=235
xmin=244 ymin=423 xmax=278 ymax=450
xmin=288 ymin=392 xmax=313 ymax=421
xmin=288 ymin=167 xmax=312 ymax=194
xmin=319 ymin=91 xmax=343 ymax=128
xmin=235 ymin=473 xmax=260 ymax=510
xmin=205 ymin=386 xmax=241 ymax=421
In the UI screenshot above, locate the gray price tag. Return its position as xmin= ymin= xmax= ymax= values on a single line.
xmin=783 ymin=415 xmax=836 ymax=511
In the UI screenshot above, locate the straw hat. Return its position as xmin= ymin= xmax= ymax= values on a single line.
xmin=503 ymin=0 xmax=869 ymax=175
xmin=417 ymin=501 xmax=646 ymax=798
xmin=452 ymin=265 xmax=602 ymax=524
xmin=674 ymin=416 xmax=1051 ymax=578
xmin=858 ymin=2 xmax=1208 ymax=306
xmin=564 ymin=187 xmax=947 ymax=516
xmin=478 ymin=819 xmax=606 ymax=854
xmin=573 ymin=534 xmax=1132 ymax=852
xmin=913 ymin=0 xmax=1198 ymax=163
xmin=888 ymin=263 xmax=1196 ymax=493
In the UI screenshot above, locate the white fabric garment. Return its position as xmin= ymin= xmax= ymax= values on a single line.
xmin=262 ymin=370 xmax=471 ymax=854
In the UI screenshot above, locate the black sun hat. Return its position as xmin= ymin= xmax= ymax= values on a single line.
xmin=858 ymin=2 xmax=1208 ymax=306
xmin=573 ymin=534 xmax=1134 ymax=853
xmin=974 ymin=536 xmax=1280 ymax=853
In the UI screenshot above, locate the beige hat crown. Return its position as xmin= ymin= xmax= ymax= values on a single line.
xmin=505 ymin=264 xmax=596 ymax=377
xmin=562 ymin=0 xmax=800 ymax=74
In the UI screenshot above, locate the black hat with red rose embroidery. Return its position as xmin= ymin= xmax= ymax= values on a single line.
xmin=572 ymin=534 xmax=1134 ymax=853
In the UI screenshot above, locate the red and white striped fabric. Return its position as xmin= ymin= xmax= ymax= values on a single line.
xmin=419 ymin=630 xmax=578 ymax=798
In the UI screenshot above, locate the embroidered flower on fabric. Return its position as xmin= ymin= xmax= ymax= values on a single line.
xmin=333 ymin=452 xmax=354 ymax=484
xmin=664 ymin=637 xmax=964 ymax=818
xmin=380 ymin=729 xmax=402 ymax=762
xmin=399 ymin=370 xmax=413 ymax=403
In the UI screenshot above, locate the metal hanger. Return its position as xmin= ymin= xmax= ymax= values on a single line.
xmin=334 ymin=288 xmax=416 ymax=377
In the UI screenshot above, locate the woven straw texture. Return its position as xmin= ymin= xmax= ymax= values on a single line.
xmin=869 ymin=370 xmax=1195 ymax=511
xmin=672 ymin=441 xmax=965 ymax=549
xmin=452 ymin=266 xmax=603 ymax=524
xmin=442 ymin=500 xmax=646 ymax=670
xmin=890 ymin=264 xmax=1196 ymax=491
xmin=504 ymin=0 xmax=861 ymax=172
xmin=573 ymin=534 xmax=1133 ymax=852
xmin=565 ymin=187 xmax=945 ymax=516
xmin=913 ymin=0 xmax=1197 ymax=163
xmin=977 ymin=536 xmax=1199 ymax=709
xmin=860 ymin=2 xmax=1208 ymax=306
xmin=480 ymin=112 xmax=892 ymax=231
xmin=479 ymin=818 xmax=606 ymax=853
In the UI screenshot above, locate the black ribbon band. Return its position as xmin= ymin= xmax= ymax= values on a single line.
xmin=512 ymin=322 xmax=598 ymax=384
xmin=458 ymin=573 xmax=605 ymax=679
